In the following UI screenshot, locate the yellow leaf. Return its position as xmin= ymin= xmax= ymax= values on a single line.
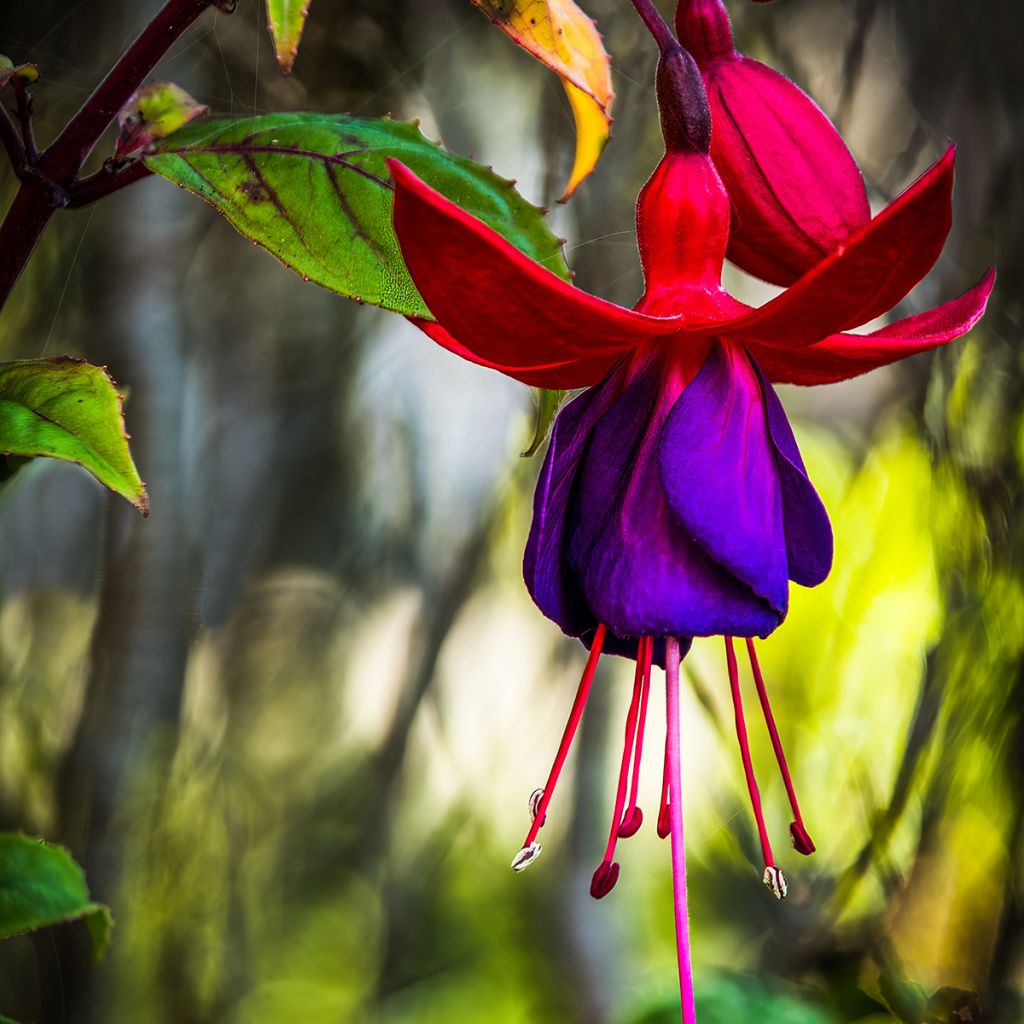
xmin=471 ymin=0 xmax=614 ymax=198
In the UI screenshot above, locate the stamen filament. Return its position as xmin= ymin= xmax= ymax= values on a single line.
xmin=592 ymin=643 xmax=646 ymax=898
xmin=620 ymin=636 xmax=653 ymax=838
xmin=658 ymin=701 xmax=672 ymax=839
xmin=724 ymin=636 xmax=775 ymax=870
xmin=665 ymin=636 xmax=697 ymax=1024
xmin=746 ymin=638 xmax=815 ymax=855
xmin=519 ymin=624 xmax=607 ymax=854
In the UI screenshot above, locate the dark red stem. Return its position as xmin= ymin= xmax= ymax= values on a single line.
xmin=0 ymin=0 xmax=216 ymax=311
xmin=0 ymin=102 xmax=24 ymax=171
xmin=69 ymin=161 xmax=154 ymax=208
xmin=13 ymin=79 xmax=38 ymax=162
xmin=630 ymin=0 xmax=678 ymax=52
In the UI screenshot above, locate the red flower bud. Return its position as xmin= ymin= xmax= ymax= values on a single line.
xmin=675 ymin=0 xmax=870 ymax=285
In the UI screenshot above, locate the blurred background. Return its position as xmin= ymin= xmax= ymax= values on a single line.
xmin=0 ymin=0 xmax=1019 ymax=1021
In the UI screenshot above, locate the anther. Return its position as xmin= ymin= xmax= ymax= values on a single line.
xmin=746 ymin=639 xmax=815 ymax=856
xmin=619 ymin=806 xmax=643 ymax=838
xmin=790 ymin=821 xmax=815 ymax=855
xmin=590 ymin=859 xmax=620 ymax=899
xmin=511 ymin=843 xmax=542 ymax=872
xmin=762 ymin=865 xmax=788 ymax=900
xmin=529 ymin=788 xmax=547 ymax=828
xmin=657 ymin=803 xmax=672 ymax=839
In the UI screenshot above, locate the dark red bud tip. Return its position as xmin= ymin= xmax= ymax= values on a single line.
xmin=618 ymin=806 xmax=643 ymax=838
xmin=789 ymin=821 xmax=816 ymax=856
xmin=656 ymin=44 xmax=711 ymax=155
xmin=657 ymin=804 xmax=672 ymax=839
xmin=589 ymin=860 xmax=620 ymax=899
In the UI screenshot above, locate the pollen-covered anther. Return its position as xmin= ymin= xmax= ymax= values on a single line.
xmin=657 ymin=803 xmax=671 ymax=839
xmin=511 ymin=842 xmax=542 ymax=872
xmin=590 ymin=859 xmax=620 ymax=899
xmin=529 ymin=788 xmax=547 ymax=827
xmin=762 ymin=865 xmax=788 ymax=900
xmin=789 ymin=820 xmax=816 ymax=855
xmin=618 ymin=806 xmax=643 ymax=838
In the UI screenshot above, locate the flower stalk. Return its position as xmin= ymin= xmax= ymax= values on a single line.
xmin=665 ymin=636 xmax=697 ymax=1024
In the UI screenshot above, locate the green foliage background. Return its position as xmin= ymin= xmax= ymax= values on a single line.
xmin=0 ymin=1 xmax=1019 ymax=1022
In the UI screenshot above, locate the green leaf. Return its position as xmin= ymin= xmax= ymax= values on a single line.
xmin=145 ymin=114 xmax=570 ymax=317
xmin=267 ymin=0 xmax=311 ymax=74
xmin=0 ymin=357 xmax=147 ymax=513
xmin=522 ymin=387 xmax=566 ymax=457
xmin=0 ymin=833 xmax=114 ymax=964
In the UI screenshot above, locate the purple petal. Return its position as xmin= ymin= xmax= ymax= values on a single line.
xmin=524 ymin=374 xmax=619 ymax=639
xmin=659 ymin=342 xmax=790 ymax=618
xmin=524 ymin=364 xmax=684 ymax=665
xmin=754 ymin=363 xmax=834 ymax=587
xmin=569 ymin=352 xmax=782 ymax=639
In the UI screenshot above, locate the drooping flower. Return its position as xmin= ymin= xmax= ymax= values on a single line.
xmin=388 ymin=18 xmax=992 ymax=1024
xmin=675 ymin=0 xmax=871 ymax=285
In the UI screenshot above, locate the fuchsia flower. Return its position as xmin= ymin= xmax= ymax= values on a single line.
xmin=675 ymin=0 xmax=872 ymax=284
xmin=387 ymin=13 xmax=992 ymax=1023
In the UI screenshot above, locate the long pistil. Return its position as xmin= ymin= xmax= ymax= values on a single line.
xmin=725 ymin=636 xmax=787 ymax=900
xmin=512 ymin=624 xmax=607 ymax=872
xmin=746 ymin=638 xmax=815 ymax=855
xmin=665 ymin=636 xmax=697 ymax=1024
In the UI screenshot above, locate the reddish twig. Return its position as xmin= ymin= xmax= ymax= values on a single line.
xmin=0 ymin=0 xmax=219 ymax=310
xmin=12 ymin=78 xmax=38 ymax=162
xmin=68 ymin=160 xmax=154 ymax=208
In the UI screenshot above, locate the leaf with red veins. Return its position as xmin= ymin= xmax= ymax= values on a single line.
xmin=709 ymin=147 xmax=957 ymax=348
xmin=390 ymin=160 xmax=681 ymax=370
xmin=116 ymin=82 xmax=209 ymax=159
xmin=750 ymin=268 xmax=995 ymax=386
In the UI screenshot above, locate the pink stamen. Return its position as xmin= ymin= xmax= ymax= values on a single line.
xmin=619 ymin=635 xmax=654 ymax=838
xmin=725 ymin=636 xmax=776 ymax=871
xmin=658 ymin=699 xmax=672 ymax=839
xmin=591 ymin=642 xmax=646 ymax=898
xmin=746 ymin=638 xmax=815 ymax=855
xmin=665 ymin=636 xmax=697 ymax=1024
xmin=518 ymin=624 xmax=607 ymax=858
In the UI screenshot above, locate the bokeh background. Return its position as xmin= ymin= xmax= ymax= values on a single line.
xmin=0 ymin=0 xmax=1020 ymax=1021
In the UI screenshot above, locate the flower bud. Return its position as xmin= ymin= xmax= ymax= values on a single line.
xmin=675 ymin=0 xmax=870 ymax=285
xmin=656 ymin=42 xmax=711 ymax=156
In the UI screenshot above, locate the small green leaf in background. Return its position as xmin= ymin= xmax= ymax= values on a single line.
xmin=0 ymin=833 xmax=113 ymax=965
xmin=267 ymin=0 xmax=311 ymax=74
xmin=0 ymin=55 xmax=39 ymax=90
xmin=522 ymin=387 xmax=566 ymax=457
xmin=629 ymin=973 xmax=838 ymax=1024
xmin=115 ymin=81 xmax=209 ymax=160
xmin=0 ymin=357 xmax=147 ymax=513
xmin=145 ymin=114 xmax=570 ymax=318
